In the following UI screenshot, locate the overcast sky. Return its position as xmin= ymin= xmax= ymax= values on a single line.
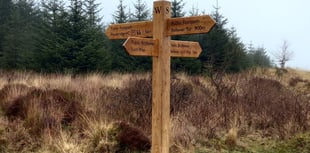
xmin=98 ymin=0 xmax=310 ymax=70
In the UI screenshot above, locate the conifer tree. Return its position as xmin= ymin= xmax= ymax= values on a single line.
xmin=84 ymin=0 xmax=102 ymax=26
xmin=113 ymin=0 xmax=128 ymax=23
xmin=247 ymin=46 xmax=272 ymax=68
xmin=199 ymin=6 xmax=249 ymax=73
xmin=35 ymin=0 xmax=69 ymax=72
xmin=131 ymin=0 xmax=149 ymax=21
xmin=109 ymin=0 xmax=137 ymax=72
xmin=0 ymin=0 xmax=13 ymax=66
xmin=171 ymin=0 xmax=185 ymax=18
xmin=36 ymin=0 xmax=111 ymax=73
xmin=66 ymin=0 xmax=110 ymax=73
xmin=0 ymin=0 xmax=39 ymax=70
xmin=126 ymin=0 xmax=152 ymax=71
xmin=170 ymin=0 xmax=203 ymax=73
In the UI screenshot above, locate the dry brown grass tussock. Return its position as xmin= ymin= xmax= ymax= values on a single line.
xmin=0 ymin=69 xmax=309 ymax=152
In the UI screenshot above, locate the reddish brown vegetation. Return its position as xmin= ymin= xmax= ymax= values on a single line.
xmin=242 ymin=77 xmax=309 ymax=138
xmin=1 ymin=86 xmax=83 ymax=137
xmin=0 ymin=84 xmax=31 ymax=113
xmin=115 ymin=121 xmax=151 ymax=152
xmin=0 ymin=71 xmax=309 ymax=152
xmin=108 ymin=74 xmax=310 ymax=143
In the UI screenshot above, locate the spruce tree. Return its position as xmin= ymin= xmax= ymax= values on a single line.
xmin=170 ymin=0 xmax=203 ymax=74
xmin=36 ymin=0 xmax=111 ymax=73
xmin=0 ymin=0 xmax=13 ymax=67
xmin=200 ymin=6 xmax=248 ymax=73
xmin=171 ymin=0 xmax=185 ymax=18
xmin=1 ymin=0 xmax=39 ymax=70
xmin=110 ymin=0 xmax=136 ymax=72
xmin=131 ymin=0 xmax=149 ymax=21
xmin=35 ymin=0 xmax=68 ymax=72
xmin=84 ymin=0 xmax=111 ymax=73
xmin=225 ymin=27 xmax=248 ymax=72
xmin=199 ymin=6 xmax=229 ymax=73
xmin=113 ymin=0 xmax=128 ymax=23
xmin=128 ymin=0 xmax=152 ymax=71
xmin=84 ymin=0 xmax=102 ymax=26
xmin=66 ymin=0 xmax=111 ymax=73
xmin=247 ymin=46 xmax=272 ymax=68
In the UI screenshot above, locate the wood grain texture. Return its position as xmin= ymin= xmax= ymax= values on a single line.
xmin=123 ymin=37 xmax=157 ymax=56
xmin=123 ymin=37 xmax=202 ymax=58
xmin=167 ymin=15 xmax=216 ymax=36
xmin=170 ymin=40 xmax=202 ymax=57
xmin=152 ymin=1 xmax=171 ymax=153
xmin=106 ymin=21 xmax=153 ymax=39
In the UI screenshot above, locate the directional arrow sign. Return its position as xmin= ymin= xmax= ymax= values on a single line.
xmin=170 ymin=41 xmax=202 ymax=58
xmin=123 ymin=37 xmax=157 ymax=56
xmin=106 ymin=21 xmax=153 ymax=39
xmin=167 ymin=15 xmax=216 ymax=36
xmin=123 ymin=37 xmax=202 ymax=58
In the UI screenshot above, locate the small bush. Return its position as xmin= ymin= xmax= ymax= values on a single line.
xmin=171 ymin=79 xmax=194 ymax=114
xmin=5 ymin=89 xmax=83 ymax=137
xmin=242 ymin=77 xmax=310 ymax=138
xmin=85 ymin=120 xmax=151 ymax=153
xmin=0 ymin=84 xmax=32 ymax=114
xmin=106 ymin=77 xmax=152 ymax=133
xmin=115 ymin=121 xmax=151 ymax=152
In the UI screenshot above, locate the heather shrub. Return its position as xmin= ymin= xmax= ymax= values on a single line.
xmin=0 ymin=71 xmax=309 ymax=152
xmin=4 ymin=89 xmax=83 ymax=137
xmin=0 ymin=84 xmax=32 ymax=114
xmin=171 ymin=78 xmax=194 ymax=114
xmin=241 ymin=77 xmax=310 ymax=138
xmin=106 ymin=77 xmax=152 ymax=133
xmin=108 ymin=75 xmax=202 ymax=133
xmin=115 ymin=121 xmax=151 ymax=152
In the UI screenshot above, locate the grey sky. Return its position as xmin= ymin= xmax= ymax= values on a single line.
xmin=99 ymin=0 xmax=310 ymax=70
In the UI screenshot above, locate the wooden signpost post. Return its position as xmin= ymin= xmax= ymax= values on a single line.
xmin=106 ymin=1 xmax=215 ymax=152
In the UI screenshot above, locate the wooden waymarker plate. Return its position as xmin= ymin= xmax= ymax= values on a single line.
xmin=167 ymin=15 xmax=216 ymax=36
xmin=123 ymin=37 xmax=202 ymax=58
xmin=106 ymin=21 xmax=153 ymax=39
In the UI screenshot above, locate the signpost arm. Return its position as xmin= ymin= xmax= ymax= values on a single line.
xmin=107 ymin=2 xmax=215 ymax=152
xmin=152 ymin=1 xmax=171 ymax=153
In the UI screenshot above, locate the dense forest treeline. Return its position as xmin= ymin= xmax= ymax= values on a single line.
xmin=0 ymin=0 xmax=272 ymax=74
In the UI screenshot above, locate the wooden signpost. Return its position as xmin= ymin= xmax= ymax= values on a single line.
xmin=123 ymin=37 xmax=202 ymax=57
xmin=106 ymin=21 xmax=153 ymax=39
xmin=106 ymin=1 xmax=215 ymax=153
xmin=167 ymin=15 xmax=216 ymax=36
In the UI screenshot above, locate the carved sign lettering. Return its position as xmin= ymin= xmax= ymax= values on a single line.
xmin=123 ymin=37 xmax=202 ymax=58
xmin=167 ymin=15 xmax=216 ymax=36
xmin=106 ymin=21 xmax=153 ymax=39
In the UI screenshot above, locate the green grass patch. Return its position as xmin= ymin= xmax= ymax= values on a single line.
xmin=194 ymin=132 xmax=310 ymax=153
